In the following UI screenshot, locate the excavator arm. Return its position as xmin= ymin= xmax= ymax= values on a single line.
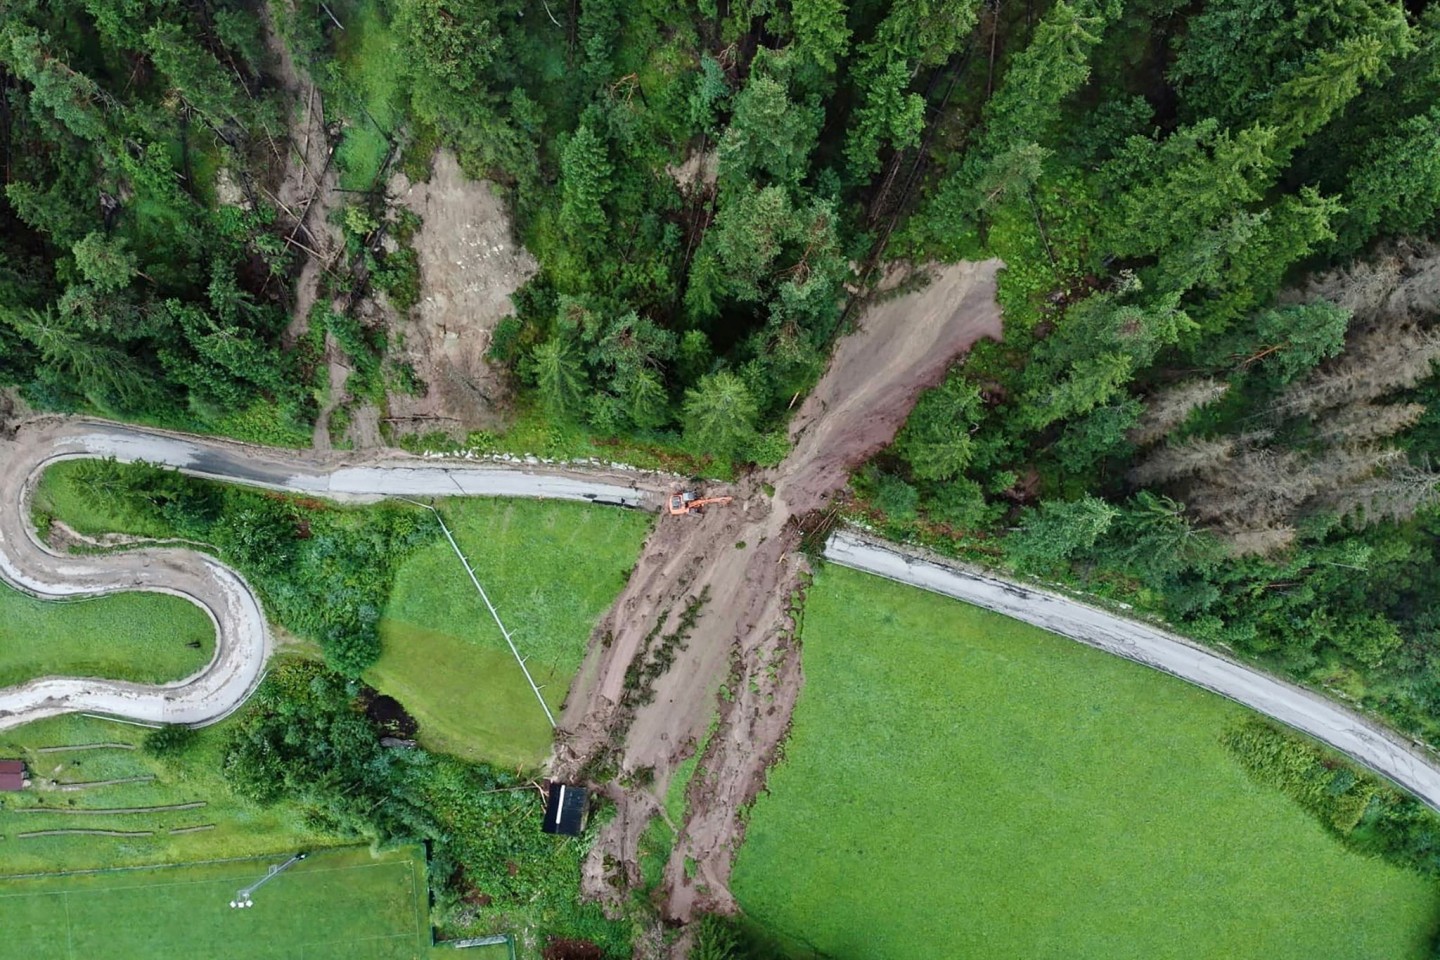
xmin=667 ymin=492 xmax=734 ymax=515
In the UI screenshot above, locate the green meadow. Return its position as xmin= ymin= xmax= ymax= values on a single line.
xmin=0 ymin=583 xmax=213 ymax=689
xmin=0 ymin=846 xmax=430 ymax=960
xmin=732 ymin=565 xmax=1440 ymax=960
xmin=371 ymin=496 xmax=650 ymax=768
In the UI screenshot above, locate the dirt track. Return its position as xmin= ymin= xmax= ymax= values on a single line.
xmin=384 ymin=151 xmax=538 ymax=437
xmin=0 ymin=441 xmax=268 ymax=732
xmin=554 ymin=260 xmax=1006 ymax=922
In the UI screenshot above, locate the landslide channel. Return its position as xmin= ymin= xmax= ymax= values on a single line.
xmin=554 ymin=260 xmax=1004 ymax=923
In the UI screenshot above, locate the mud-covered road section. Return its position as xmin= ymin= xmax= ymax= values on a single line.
xmin=554 ymin=260 xmax=1004 ymax=925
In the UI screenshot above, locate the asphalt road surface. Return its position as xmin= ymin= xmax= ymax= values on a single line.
xmin=3 ymin=417 xmax=1439 ymax=815
xmin=0 ymin=418 xmax=661 ymax=731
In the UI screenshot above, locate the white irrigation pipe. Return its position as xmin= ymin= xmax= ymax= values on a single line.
xmin=400 ymin=499 xmax=556 ymax=728
xmin=80 ymin=714 xmax=162 ymax=729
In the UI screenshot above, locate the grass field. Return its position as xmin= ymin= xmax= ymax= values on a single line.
xmin=731 ymin=565 xmax=1440 ymax=960
xmin=370 ymin=497 xmax=651 ymax=768
xmin=0 ymin=715 xmax=332 ymax=876
xmin=0 ymin=846 xmax=431 ymax=960
xmin=0 ymin=582 xmax=214 ymax=689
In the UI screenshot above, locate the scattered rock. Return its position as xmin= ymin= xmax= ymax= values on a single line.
xmin=383 ymin=150 xmax=539 ymax=440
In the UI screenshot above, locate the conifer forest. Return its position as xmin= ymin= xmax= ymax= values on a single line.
xmin=6 ymin=0 xmax=1440 ymax=951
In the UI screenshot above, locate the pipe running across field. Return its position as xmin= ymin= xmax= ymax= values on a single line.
xmin=3 ymin=417 xmax=1440 ymax=817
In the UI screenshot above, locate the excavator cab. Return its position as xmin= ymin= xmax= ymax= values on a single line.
xmin=668 ymin=491 xmax=733 ymax=516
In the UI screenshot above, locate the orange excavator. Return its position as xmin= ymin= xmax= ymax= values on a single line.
xmin=667 ymin=490 xmax=734 ymax=516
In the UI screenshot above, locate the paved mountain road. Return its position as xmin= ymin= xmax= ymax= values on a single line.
xmin=0 ymin=418 xmax=663 ymax=732
xmin=3 ymin=417 xmax=1439 ymax=815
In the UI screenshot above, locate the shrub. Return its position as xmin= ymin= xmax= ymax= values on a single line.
xmin=875 ymin=472 xmax=919 ymax=522
xmin=52 ymin=460 xmax=437 ymax=676
xmin=1223 ymin=718 xmax=1440 ymax=875
xmin=143 ymin=724 xmax=199 ymax=760
xmin=227 ymin=659 xmax=630 ymax=953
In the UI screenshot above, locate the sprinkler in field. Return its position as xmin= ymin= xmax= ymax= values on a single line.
xmin=229 ymin=851 xmax=307 ymax=908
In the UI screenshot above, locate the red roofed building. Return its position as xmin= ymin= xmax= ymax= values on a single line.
xmin=0 ymin=759 xmax=28 ymax=791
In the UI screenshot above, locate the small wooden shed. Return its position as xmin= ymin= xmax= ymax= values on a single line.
xmin=542 ymin=781 xmax=588 ymax=836
xmin=0 ymin=759 xmax=28 ymax=792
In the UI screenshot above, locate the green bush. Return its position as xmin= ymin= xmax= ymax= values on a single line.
xmin=226 ymin=659 xmax=630 ymax=953
xmin=142 ymin=724 xmax=200 ymax=760
xmin=373 ymin=245 xmax=421 ymax=310
xmin=874 ymin=472 xmax=919 ymax=522
xmin=1223 ymin=719 xmax=1440 ymax=875
xmin=60 ymin=459 xmax=437 ymax=676
xmin=691 ymin=915 xmax=743 ymax=960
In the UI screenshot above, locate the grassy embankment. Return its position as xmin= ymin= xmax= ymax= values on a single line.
xmin=732 ymin=565 xmax=1440 ymax=960
xmin=0 ymin=845 xmax=437 ymax=960
xmin=328 ymin=0 xmax=406 ymax=191
xmin=0 ymin=585 xmax=213 ymax=689
xmin=0 ymin=714 xmax=331 ymax=876
xmin=31 ymin=467 xmax=177 ymax=540
xmin=397 ymin=407 xmax=749 ymax=481
xmin=32 ymin=461 xmax=650 ymax=768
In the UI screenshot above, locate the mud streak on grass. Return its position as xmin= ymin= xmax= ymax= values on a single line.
xmin=556 ymin=260 xmax=1005 ymax=921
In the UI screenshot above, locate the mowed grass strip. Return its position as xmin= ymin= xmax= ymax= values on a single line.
xmin=0 ymin=846 xmax=428 ymax=960
xmin=0 ymin=582 xmax=214 ymax=688
xmin=370 ymin=497 xmax=650 ymax=768
xmin=732 ymin=565 xmax=1440 ymax=960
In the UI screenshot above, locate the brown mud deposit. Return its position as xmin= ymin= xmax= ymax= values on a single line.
xmin=555 ymin=260 xmax=1003 ymax=928
xmin=260 ymin=4 xmax=342 ymax=346
xmin=0 ymin=389 xmax=31 ymax=437
xmin=314 ymin=348 xmax=350 ymax=451
xmin=42 ymin=519 xmax=209 ymax=555
xmin=384 ymin=151 xmax=538 ymax=439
